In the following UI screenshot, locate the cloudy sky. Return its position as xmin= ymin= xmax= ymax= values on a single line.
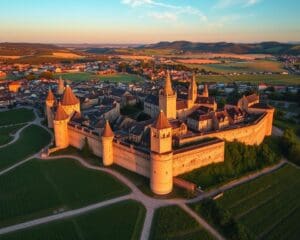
xmin=0 ymin=0 xmax=299 ymax=43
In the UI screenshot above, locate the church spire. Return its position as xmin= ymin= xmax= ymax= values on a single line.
xmin=163 ymin=71 xmax=174 ymax=96
xmin=188 ymin=72 xmax=198 ymax=101
xmin=202 ymin=84 xmax=209 ymax=98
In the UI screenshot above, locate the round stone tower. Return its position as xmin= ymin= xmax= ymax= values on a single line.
xmin=150 ymin=110 xmax=173 ymax=195
xmin=45 ymin=87 xmax=56 ymax=128
xmin=102 ymin=120 xmax=114 ymax=166
xmin=53 ymin=102 xmax=69 ymax=149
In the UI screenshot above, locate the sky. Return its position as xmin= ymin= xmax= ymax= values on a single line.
xmin=0 ymin=0 xmax=299 ymax=44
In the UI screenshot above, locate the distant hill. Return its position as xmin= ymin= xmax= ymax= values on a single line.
xmin=139 ymin=41 xmax=300 ymax=55
xmin=0 ymin=43 xmax=87 ymax=63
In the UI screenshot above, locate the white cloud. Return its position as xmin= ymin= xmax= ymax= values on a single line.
xmin=121 ymin=0 xmax=207 ymax=22
xmin=149 ymin=12 xmax=177 ymax=21
xmin=215 ymin=0 xmax=261 ymax=8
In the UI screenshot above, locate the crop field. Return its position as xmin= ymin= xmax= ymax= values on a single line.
xmin=0 ymin=124 xmax=51 ymax=171
xmin=215 ymin=165 xmax=300 ymax=239
xmin=1 ymin=200 xmax=145 ymax=240
xmin=196 ymin=74 xmax=300 ymax=85
xmin=0 ymin=158 xmax=130 ymax=227
xmin=150 ymin=205 xmax=214 ymax=240
xmin=186 ymin=60 xmax=285 ymax=73
xmin=0 ymin=108 xmax=35 ymax=126
xmin=0 ymin=124 xmax=26 ymax=145
xmin=55 ymin=72 xmax=142 ymax=83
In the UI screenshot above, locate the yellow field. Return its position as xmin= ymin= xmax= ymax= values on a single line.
xmin=51 ymin=52 xmax=84 ymax=59
xmin=0 ymin=55 xmax=21 ymax=59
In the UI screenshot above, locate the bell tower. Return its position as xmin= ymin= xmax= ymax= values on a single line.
xmin=187 ymin=73 xmax=198 ymax=108
xmin=150 ymin=110 xmax=173 ymax=195
xmin=159 ymin=71 xmax=177 ymax=119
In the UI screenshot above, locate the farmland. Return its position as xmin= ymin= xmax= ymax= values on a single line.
xmin=196 ymin=74 xmax=300 ymax=85
xmin=0 ymin=158 xmax=130 ymax=227
xmin=1 ymin=200 xmax=145 ymax=240
xmin=194 ymin=164 xmax=300 ymax=240
xmin=0 ymin=108 xmax=35 ymax=126
xmin=150 ymin=205 xmax=214 ymax=240
xmin=0 ymin=124 xmax=51 ymax=171
xmin=184 ymin=60 xmax=285 ymax=73
xmin=55 ymin=72 xmax=142 ymax=83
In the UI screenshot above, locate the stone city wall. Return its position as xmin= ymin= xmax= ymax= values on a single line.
xmin=173 ymin=139 xmax=224 ymax=176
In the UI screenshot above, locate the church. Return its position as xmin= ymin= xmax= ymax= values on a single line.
xmin=45 ymin=73 xmax=274 ymax=195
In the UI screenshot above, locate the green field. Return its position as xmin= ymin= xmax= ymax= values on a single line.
xmin=214 ymin=165 xmax=300 ymax=239
xmin=0 ymin=124 xmax=51 ymax=171
xmin=0 ymin=124 xmax=26 ymax=145
xmin=0 ymin=158 xmax=130 ymax=227
xmin=55 ymin=72 xmax=142 ymax=83
xmin=150 ymin=205 xmax=214 ymax=240
xmin=186 ymin=60 xmax=285 ymax=74
xmin=0 ymin=108 xmax=35 ymax=126
xmin=1 ymin=200 xmax=145 ymax=240
xmin=196 ymin=74 xmax=300 ymax=85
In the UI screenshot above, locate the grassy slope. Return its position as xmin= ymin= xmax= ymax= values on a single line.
xmin=0 ymin=124 xmax=51 ymax=171
xmin=150 ymin=205 xmax=214 ymax=240
xmin=0 ymin=108 xmax=35 ymax=126
xmin=0 ymin=158 xmax=130 ymax=227
xmin=215 ymin=165 xmax=300 ymax=239
xmin=1 ymin=200 xmax=145 ymax=240
xmin=0 ymin=124 xmax=26 ymax=145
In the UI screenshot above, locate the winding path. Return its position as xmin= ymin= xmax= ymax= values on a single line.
xmin=0 ymin=112 xmax=290 ymax=239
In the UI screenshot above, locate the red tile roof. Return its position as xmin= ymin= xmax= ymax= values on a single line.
xmin=61 ymin=85 xmax=79 ymax=106
xmin=154 ymin=110 xmax=171 ymax=129
xmin=102 ymin=120 xmax=114 ymax=137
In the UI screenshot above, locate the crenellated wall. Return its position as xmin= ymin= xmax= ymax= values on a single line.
xmin=173 ymin=139 xmax=224 ymax=176
xmin=179 ymin=112 xmax=270 ymax=146
xmin=68 ymin=125 xmax=103 ymax=157
xmin=113 ymin=141 xmax=151 ymax=177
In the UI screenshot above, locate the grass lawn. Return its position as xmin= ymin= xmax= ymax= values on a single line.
xmin=0 ymin=124 xmax=26 ymax=145
xmin=0 ymin=124 xmax=51 ymax=171
xmin=0 ymin=108 xmax=35 ymax=126
xmin=196 ymin=74 xmax=300 ymax=85
xmin=193 ymin=164 xmax=300 ymax=240
xmin=0 ymin=158 xmax=130 ymax=227
xmin=274 ymin=119 xmax=300 ymax=136
xmin=150 ymin=205 xmax=214 ymax=240
xmin=1 ymin=200 xmax=145 ymax=240
xmin=55 ymin=72 xmax=142 ymax=83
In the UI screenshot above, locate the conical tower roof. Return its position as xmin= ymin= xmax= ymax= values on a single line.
xmin=102 ymin=120 xmax=114 ymax=137
xmin=61 ymin=85 xmax=79 ymax=106
xmin=163 ymin=71 xmax=174 ymax=96
xmin=54 ymin=102 xmax=69 ymax=121
xmin=57 ymin=76 xmax=65 ymax=94
xmin=46 ymin=87 xmax=56 ymax=102
xmin=154 ymin=110 xmax=171 ymax=129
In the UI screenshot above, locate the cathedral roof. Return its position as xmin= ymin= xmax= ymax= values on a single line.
xmin=61 ymin=85 xmax=79 ymax=106
xmin=46 ymin=88 xmax=55 ymax=102
xmin=154 ymin=110 xmax=171 ymax=129
xmin=102 ymin=120 xmax=114 ymax=137
xmin=54 ymin=102 xmax=69 ymax=121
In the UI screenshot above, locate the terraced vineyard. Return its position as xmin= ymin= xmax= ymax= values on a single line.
xmin=150 ymin=205 xmax=214 ymax=240
xmin=216 ymin=164 xmax=300 ymax=239
xmin=1 ymin=200 xmax=145 ymax=240
xmin=0 ymin=158 xmax=130 ymax=227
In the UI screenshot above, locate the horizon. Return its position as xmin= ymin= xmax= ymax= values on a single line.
xmin=0 ymin=0 xmax=299 ymax=43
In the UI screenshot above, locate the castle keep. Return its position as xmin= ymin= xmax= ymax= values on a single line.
xmin=46 ymin=73 xmax=274 ymax=195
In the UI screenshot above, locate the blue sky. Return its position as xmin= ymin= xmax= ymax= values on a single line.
xmin=0 ymin=0 xmax=299 ymax=43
